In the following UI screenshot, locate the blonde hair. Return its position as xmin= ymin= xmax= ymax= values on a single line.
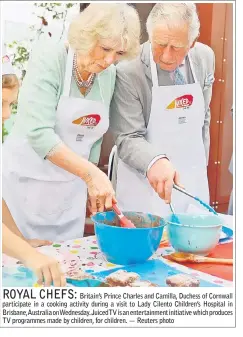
xmin=147 ymin=3 xmax=200 ymax=46
xmin=68 ymin=3 xmax=141 ymax=60
xmin=2 ymin=74 xmax=19 ymax=89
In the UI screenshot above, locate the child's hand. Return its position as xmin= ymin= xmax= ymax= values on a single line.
xmin=27 ymin=239 xmax=52 ymax=248
xmin=25 ymin=252 xmax=66 ymax=287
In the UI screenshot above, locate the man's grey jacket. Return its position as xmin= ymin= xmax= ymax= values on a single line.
xmin=109 ymin=41 xmax=215 ymax=186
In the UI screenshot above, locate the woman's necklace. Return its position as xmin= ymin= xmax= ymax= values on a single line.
xmin=73 ymin=53 xmax=96 ymax=94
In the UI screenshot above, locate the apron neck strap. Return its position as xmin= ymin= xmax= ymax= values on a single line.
xmin=63 ymin=46 xmax=74 ymax=97
xmin=187 ymin=50 xmax=198 ymax=83
xmin=149 ymin=44 xmax=160 ymax=88
xmin=150 ymin=43 xmax=199 ymax=86
xmin=97 ymin=74 xmax=105 ymax=104
xmin=63 ymin=47 xmax=107 ymax=103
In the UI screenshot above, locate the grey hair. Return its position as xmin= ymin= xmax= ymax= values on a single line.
xmin=68 ymin=3 xmax=141 ymax=60
xmin=146 ymin=3 xmax=200 ymax=46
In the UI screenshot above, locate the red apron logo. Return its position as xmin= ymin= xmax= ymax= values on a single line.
xmin=166 ymin=95 xmax=193 ymax=109
xmin=72 ymin=114 xmax=100 ymax=127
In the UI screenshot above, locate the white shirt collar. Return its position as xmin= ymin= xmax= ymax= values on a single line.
xmin=179 ymin=58 xmax=186 ymax=67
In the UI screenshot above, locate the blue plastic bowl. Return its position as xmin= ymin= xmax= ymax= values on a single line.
xmin=164 ymin=214 xmax=224 ymax=256
xmin=91 ymin=211 xmax=165 ymax=265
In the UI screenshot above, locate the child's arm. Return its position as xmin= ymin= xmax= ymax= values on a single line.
xmin=2 ymin=223 xmax=66 ymax=287
xmin=2 ymin=199 xmax=25 ymax=239
xmin=2 ymin=199 xmax=52 ymax=247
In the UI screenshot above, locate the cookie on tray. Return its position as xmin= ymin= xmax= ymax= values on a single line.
xmin=105 ymin=270 xmax=139 ymax=286
xmin=130 ymin=280 xmax=159 ymax=287
xmin=66 ymin=269 xmax=95 ymax=280
xmin=166 ymin=274 xmax=200 ymax=287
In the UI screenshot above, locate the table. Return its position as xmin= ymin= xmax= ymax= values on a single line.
xmin=2 ymin=233 xmax=233 ymax=287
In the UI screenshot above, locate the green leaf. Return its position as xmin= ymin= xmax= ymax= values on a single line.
xmin=66 ymin=3 xmax=74 ymax=8
xmin=2 ymin=125 xmax=8 ymax=143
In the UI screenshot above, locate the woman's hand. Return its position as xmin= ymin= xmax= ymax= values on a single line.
xmin=85 ymin=167 xmax=116 ymax=215
xmin=24 ymin=252 xmax=66 ymax=287
xmin=46 ymin=143 xmax=116 ymax=214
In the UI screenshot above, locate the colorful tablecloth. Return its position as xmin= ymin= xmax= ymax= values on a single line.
xmin=2 ymin=233 xmax=233 ymax=287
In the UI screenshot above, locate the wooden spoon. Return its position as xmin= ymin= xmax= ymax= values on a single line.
xmin=168 ymin=252 xmax=233 ymax=265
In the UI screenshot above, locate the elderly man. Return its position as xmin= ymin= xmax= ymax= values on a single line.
xmin=110 ymin=3 xmax=215 ymax=216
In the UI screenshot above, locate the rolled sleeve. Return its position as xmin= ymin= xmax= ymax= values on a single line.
xmin=17 ymin=42 xmax=64 ymax=159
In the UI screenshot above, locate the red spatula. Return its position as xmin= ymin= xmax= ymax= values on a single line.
xmin=112 ymin=202 xmax=136 ymax=228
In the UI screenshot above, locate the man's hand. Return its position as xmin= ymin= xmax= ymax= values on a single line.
xmin=147 ymin=158 xmax=181 ymax=203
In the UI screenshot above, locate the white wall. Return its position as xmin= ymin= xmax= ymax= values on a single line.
xmin=2 ymin=2 xmax=79 ymax=44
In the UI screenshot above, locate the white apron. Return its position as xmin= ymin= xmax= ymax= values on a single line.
xmin=2 ymin=48 xmax=109 ymax=241
xmin=115 ymin=47 xmax=209 ymax=217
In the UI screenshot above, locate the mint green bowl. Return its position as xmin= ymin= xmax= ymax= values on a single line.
xmin=163 ymin=214 xmax=223 ymax=256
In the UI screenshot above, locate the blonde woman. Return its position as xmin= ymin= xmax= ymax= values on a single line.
xmin=2 ymin=50 xmax=65 ymax=287
xmin=2 ymin=3 xmax=140 ymax=241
